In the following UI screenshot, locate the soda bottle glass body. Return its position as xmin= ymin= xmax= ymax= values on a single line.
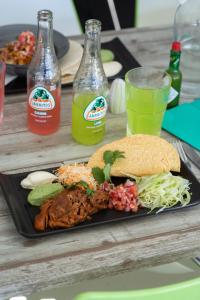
xmin=27 ymin=10 xmax=61 ymax=135
xmin=72 ymin=19 xmax=108 ymax=145
xmin=173 ymin=0 xmax=200 ymax=98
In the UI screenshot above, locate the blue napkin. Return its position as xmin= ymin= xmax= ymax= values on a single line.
xmin=162 ymin=99 xmax=200 ymax=151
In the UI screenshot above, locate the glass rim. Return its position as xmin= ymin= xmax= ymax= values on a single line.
xmin=85 ymin=19 xmax=101 ymax=33
xmin=125 ymin=66 xmax=171 ymax=91
xmin=38 ymin=9 xmax=53 ymax=20
xmin=85 ymin=19 xmax=101 ymax=27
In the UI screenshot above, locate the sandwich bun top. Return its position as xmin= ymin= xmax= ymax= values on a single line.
xmin=87 ymin=134 xmax=180 ymax=177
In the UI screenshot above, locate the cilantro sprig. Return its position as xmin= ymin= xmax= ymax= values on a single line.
xmin=92 ymin=150 xmax=125 ymax=184
xmin=64 ymin=180 xmax=94 ymax=196
xmin=78 ymin=180 xmax=94 ymax=196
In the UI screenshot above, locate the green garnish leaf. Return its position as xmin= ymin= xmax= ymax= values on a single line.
xmin=78 ymin=180 xmax=89 ymax=189
xmin=79 ymin=180 xmax=94 ymax=196
xmin=103 ymin=150 xmax=125 ymax=165
xmin=103 ymin=151 xmax=114 ymax=165
xmin=103 ymin=163 xmax=111 ymax=181
xmin=92 ymin=150 xmax=125 ymax=185
xmin=112 ymin=150 xmax=125 ymax=163
xmin=92 ymin=167 xmax=105 ymax=184
xmin=86 ymin=188 xmax=94 ymax=196
xmin=64 ymin=181 xmax=94 ymax=196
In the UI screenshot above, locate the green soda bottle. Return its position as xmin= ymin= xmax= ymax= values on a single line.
xmin=72 ymin=19 xmax=108 ymax=145
xmin=166 ymin=41 xmax=182 ymax=109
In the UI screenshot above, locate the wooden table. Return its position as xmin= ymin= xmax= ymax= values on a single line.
xmin=0 ymin=26 xmax=200 ymax=299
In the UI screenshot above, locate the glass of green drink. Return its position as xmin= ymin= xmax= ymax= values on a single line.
xmin=125 ymin=67 xmax=171 ymax=136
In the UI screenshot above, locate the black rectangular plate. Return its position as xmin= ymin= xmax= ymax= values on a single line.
xmin=0 ymin=161 xmax=200 ymax=238
xmin=5 ymin=37 xmax=141 ymax=95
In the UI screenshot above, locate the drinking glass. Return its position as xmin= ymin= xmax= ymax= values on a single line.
xmin=125 ymin=67 xmax=171 ymax=136
xmin=0 ymin=62 xmax=6 ymax=124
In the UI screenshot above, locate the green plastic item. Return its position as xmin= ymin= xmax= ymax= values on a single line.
xmin=75 ymin=277 xmax=200 ymax=300
xmin=101 ymin=49 xmax=114 ymax=63
xmin=27 ymin=183 xmax=64 ymax=206
xmin=162 ymin=100 xmax=200 ymax=151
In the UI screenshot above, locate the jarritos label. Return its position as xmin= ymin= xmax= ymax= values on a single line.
xmin=84 ymin=96 xmax=107 ymax=121
xmin=29 ymin=87 xmax=55 ymax=111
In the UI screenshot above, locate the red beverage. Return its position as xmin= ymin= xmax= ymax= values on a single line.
xmin=28 ymin=86 xmax=61 ymax=135
xmin=27 ymin=10 xmax=61 ymax=135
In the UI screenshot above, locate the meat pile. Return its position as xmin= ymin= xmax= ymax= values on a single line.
xmin=34 ymin=188 xmax=109 ymax=231
xmin=0 ymin=31 xmax=35 ymax=65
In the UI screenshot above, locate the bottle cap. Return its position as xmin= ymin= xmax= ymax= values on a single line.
xmin=172 ymin=41 xmax=181 ymax=52
xmin=38 ymin=10 xmax=53 ymax=21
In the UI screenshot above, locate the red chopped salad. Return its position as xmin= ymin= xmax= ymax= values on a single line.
xmin=102 ymin=180 xmax=139 ymax=212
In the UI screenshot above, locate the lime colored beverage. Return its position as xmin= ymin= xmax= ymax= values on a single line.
xmin=72 ymin=93 xmax=107 ymax=145
xmin=125 ymin=67 xmax=171 ymax=136
xmin=72 ymin=19 xmax=108 ymax=145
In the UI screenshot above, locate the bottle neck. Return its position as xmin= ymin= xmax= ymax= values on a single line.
xmin=83 ymin=29 xmax=101 ymax=59
xmin=37 ymin=18 xmax=53 ymax=48
xmin=169 ymin=50 xmax=181 ymax=70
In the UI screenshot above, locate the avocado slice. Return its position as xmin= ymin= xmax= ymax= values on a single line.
xmin=27 ymin=183 xmax=64 ymax=206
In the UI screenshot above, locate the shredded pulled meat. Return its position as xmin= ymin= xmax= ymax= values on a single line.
xmin=34 ymin=188 xmax=109 ymax=231
xmin=102 ymin=180 xmax=139 ymax=212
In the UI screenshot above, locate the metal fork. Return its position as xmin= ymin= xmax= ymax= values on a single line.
xmin=173 ymin=141 xmax=200 ymax=267
xmin=173 ymin=140 xmax=192 ymax=170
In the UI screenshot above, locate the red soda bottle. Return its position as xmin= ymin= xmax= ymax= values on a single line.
xmin=27 ymin=10 xmax=61 ymax=135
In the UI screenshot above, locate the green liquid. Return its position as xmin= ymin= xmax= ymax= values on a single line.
xmin=72 ymin=93 xmax=106 ymax=145
xmin=126 ymin=85 xmax=169 ymax=136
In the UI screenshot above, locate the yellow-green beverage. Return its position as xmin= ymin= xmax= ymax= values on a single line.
xmin=72 ymin=19 xmax=108 ymax=145
xmin=125 ymin=67 xmax=171 ymax=136
xmin=72 ymin=93 xmax=107 ymax=145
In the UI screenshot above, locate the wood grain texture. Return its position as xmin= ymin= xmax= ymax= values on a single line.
xmin=0 ymin=26 xmax=200 ymax=299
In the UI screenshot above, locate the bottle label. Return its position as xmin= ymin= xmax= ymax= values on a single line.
xmin=29 ymin=86 xmax=55 ymax=111
xmin=84 ymin=96 xmax=107 ymax=121
xmin=167 ymin=87 xmax=179 ymax=104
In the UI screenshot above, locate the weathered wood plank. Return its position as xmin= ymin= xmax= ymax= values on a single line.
xmin=1 ymin=205 xmax=200 ymax=299
xmin=0 ymin=113 xmax=126 ymax=172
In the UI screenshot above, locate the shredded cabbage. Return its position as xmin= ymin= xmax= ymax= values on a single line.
xmin=128 ymin=173 xmax=191 ymax=212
